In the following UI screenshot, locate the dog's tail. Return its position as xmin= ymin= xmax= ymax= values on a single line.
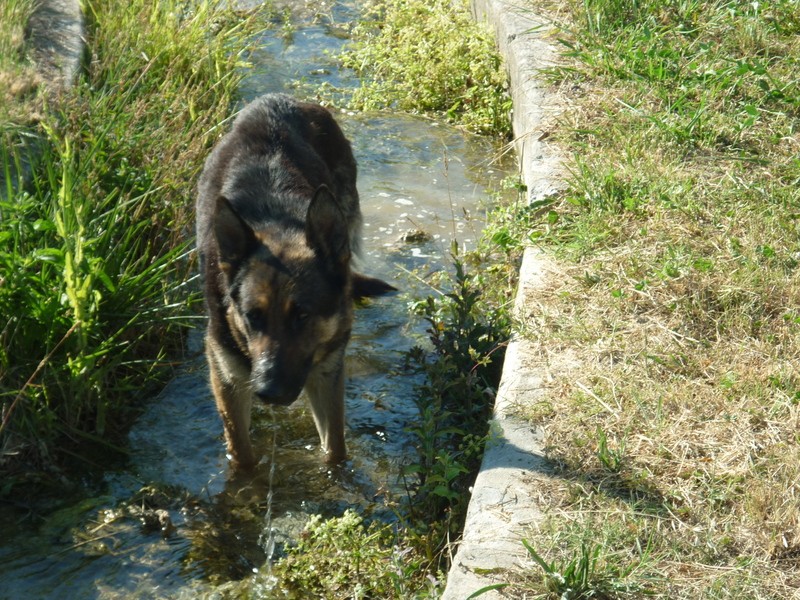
xmin=352 ymin=272 xmax=397 ymax=300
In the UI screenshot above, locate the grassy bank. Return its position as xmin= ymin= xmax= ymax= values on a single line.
xmin=0 ymin=0 xmax=38 ymax=129
xmin=0 ymin=0 xmax=260 ymax=489
xmin=511 ymin=0 xmax=800 ymax=597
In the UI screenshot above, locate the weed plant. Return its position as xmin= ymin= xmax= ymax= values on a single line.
xmin=331 ymin=0 xmax=512 ymax=137
xmin=510 ymin=0 xmax=800 ymax=597
xmin=268 ymin=510 xmax=440 ymax=599
xmin=0 ymin=0 xmax=261 ymax=488
xmin=522 ymin=539 xmax=646 ymax=599
xmin=389 ymin=190 xmax=524 ymax=575
xmin=403 ymin=248 xmax=510 ymax=533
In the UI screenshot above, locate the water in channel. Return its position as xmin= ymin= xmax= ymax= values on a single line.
xmin=0 ymin=2 xmax=513 ymax=597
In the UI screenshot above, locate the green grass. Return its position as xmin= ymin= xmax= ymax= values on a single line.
xmin=265 ymin=510 xmax=441 ymax=599
xmin=0 ymin=0 xmax=262 ymax=489
xmin=507 ymin=0 xmax=800 ymax=597
xmin=329 ymin=0 xmax=512 ymax=137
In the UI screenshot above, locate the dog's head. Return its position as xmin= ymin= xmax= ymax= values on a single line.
xmin=213 ymin=186 xmax=388 ymax=405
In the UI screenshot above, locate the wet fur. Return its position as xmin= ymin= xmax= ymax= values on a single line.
xmin=196 ymin=94 xmax=394 ymax=470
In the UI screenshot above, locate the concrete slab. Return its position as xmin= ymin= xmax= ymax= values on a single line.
xmin=2 ymin=0 xmax=84 ymax=193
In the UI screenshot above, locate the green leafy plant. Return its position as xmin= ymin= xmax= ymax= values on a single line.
xmin=595 ymin=426 xmax=625 ymax=474
xmin=268 ymin=510 xmax=440 ymax=599
xmin=523 ymin=539 xmax=639 ymax=599
xmin=400 ymin=248 xmax=511 ymax=560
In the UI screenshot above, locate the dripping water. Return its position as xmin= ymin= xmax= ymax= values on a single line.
xmin=257 ymin=408 xmax=279 ymax=589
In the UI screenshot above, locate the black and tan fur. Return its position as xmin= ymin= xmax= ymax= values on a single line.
xmin=196 ymin=94 xmax=393 ymax=470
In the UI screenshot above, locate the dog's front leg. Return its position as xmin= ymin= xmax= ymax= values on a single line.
xmin=305 ymin=347 xmax=347 ymax=464
xmin=207 ymin=343 xmax=257 ymax=470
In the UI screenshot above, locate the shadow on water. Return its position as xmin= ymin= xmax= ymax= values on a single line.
xmin=0 ymin=2 xmax=514 ymax=597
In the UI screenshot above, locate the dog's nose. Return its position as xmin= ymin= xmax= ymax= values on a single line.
xmin=254 ymin=380 xmax=284 ymax=400
xmin=252 ymin=355 xmax=284 ymax=400
xmin=253 ymin=380 xmax=297 ymax=406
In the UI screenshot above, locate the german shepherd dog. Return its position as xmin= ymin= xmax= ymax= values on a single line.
xmin=196 ymin=94 xmax=394 ymax=470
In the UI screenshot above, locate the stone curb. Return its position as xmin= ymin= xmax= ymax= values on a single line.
xmin=442 ymin=2 xmax=565 ymax=598
xmin=1 ymin=0 xmax=84 ymax=193
xmin=28 ymin=0 xmax=85 ymax=91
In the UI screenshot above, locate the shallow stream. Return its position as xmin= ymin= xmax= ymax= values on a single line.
xmin=0 ymin=2 xmax=512 ymax=597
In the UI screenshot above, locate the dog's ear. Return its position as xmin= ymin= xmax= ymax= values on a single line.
xmin=306 ymin=185 xmax=350 ymax=267
xmin=352 ymin=272 xmax=397 ymax=300
xmin=214 ymin=196 xmax=258 ymax=273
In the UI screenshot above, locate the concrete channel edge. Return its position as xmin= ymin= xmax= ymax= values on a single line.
xmin=442 ymin=1 xmax=565 ymax=598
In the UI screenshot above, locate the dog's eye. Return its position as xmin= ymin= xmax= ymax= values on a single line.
xmin=291 ymin=308 xmax=310 ymax=328
xmin=244 ymin=309 xmax=266 ymax=330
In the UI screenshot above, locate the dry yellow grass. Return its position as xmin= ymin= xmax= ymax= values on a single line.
xmin=0 ymin=0 xmax=40 ymax=127
xmin=511 ymin=0 xmax=800 ymax=597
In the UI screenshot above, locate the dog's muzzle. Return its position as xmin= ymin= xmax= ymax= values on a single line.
xmin=253 ymin=383 xmax=298 ymax=406
xmin=251 ymin=362 xmax=301 ymax=406
xmin=250 ymin=350 xmax=309 ymax=406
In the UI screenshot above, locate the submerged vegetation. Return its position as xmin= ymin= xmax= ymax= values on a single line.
xmin=507 ymin=0 xmax=800 ymax=597
xmin=0 ymin=0 xmax=260 ymax=488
